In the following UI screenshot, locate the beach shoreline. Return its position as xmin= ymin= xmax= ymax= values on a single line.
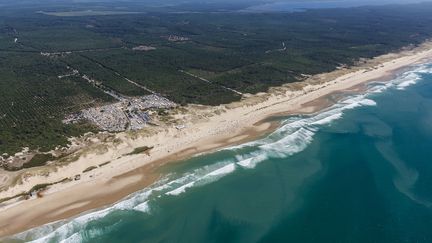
xmin=1 ymin=41 xmax=432 ymax=238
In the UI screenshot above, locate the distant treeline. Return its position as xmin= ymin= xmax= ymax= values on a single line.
xmin=1 ymin=2 xmax=432 ymax=155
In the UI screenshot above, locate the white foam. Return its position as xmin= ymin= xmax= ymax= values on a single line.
xmin=223 ymin=93 xmax=380 ymax=175
xmin=207 ymin=163 xmax=236 ymax=176
xmin=396 ymin=73 xmax=421 ymax=90
xmin=359 ymin=99 xmax=377 ymax=106
xmin=235 ymin=151 xmax=270 ymax=169
xmin=18 ymin=182 xmax=164 ymax=242
xmin=166 ymin=181 xmax=196 ymax=196
xmin=393 ymin=64 xmax=432 ymax=90
xmin=260 ymin=128 xmax=314 ymax=157
xmin=59 ymin=232 xmax=81 ymax=243
xmin=310 ymin=113 xmax=343 ymax=126
xmin=58 ymin=223 xmax=117 ymax=243
xmin=156 ymin=87 xmax=384 ymax=202
xmin=11 ymin=63 xmax=432 ymax=243
xmin=237 ymin=157 xmax=255 ymax=168
xmin=369 ymin=64 xmax=432 ymax=92
xmin=166 ymin=163 xmax=236 ymax=196
xmin=11 ymin=160 xmax=243 ymax=241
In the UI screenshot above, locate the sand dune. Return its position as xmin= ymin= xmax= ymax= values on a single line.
xmin=1 ymin=41 xmax=432 ymax=237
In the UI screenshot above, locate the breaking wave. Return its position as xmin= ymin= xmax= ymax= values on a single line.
xmin=12 ymin=94 xmax=378 ymax=243
xmin=8 ymin=63 xmax=432 ymax=242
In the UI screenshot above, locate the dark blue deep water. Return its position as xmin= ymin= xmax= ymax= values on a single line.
xmin=10 ymin=63 xmax=432 ymax=242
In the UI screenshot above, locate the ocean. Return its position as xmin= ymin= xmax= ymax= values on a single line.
xmin=8 ymin=63 xmax=432 ymax=242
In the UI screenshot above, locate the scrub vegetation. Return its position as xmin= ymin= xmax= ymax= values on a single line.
xmin=1 ymin=2 xmax=432 ymax=155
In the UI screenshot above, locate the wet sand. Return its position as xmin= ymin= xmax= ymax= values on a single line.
xmin=1 ymin=41 xmax=432 ymax=238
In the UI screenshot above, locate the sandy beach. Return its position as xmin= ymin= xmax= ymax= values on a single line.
xmin=1 ymin=41 xmax=432 ymax=237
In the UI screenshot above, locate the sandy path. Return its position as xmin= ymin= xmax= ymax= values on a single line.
xmin=1 ymin=42 xmax=432 ymax=237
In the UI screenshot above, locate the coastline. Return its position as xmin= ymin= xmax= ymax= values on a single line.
xmin=1 ymin=42 xmax=432 ymax=237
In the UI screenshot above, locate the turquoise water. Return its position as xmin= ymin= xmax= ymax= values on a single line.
xmin=10 ymin=63 xmax=432 ymax=242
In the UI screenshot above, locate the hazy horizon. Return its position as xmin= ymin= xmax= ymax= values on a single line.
xmin=1 ymin=0 xmax=431 ymax=6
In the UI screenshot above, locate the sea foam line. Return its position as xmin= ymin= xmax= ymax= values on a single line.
xmin=9 ymin=63 xmax=432 ymax=243
xmin=9 ymin=82 xmax=383 ymax=243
